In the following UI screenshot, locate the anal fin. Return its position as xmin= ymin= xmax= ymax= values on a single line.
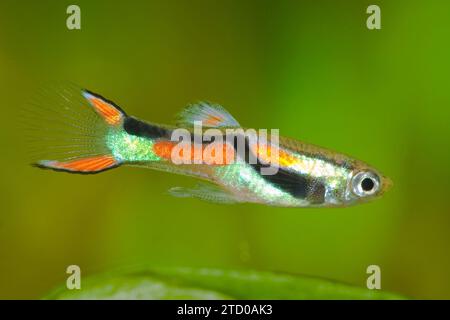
xmin=168 ymin=183 xmax=239 ymax=204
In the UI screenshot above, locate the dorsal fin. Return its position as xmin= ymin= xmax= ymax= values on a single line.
xmin=176 ymin=102 xmax=241 ymax=128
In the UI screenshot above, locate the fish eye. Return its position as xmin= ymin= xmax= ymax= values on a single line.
xmin=351 ymin=171 xmax=380 ymax=197
xmin=361 ymin=177 xmax=375 ymax=192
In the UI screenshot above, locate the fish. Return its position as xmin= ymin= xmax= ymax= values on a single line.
xmin=27 ymin=84 xmax=392 ymax=207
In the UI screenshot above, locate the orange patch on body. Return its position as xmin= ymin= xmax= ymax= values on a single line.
xmin=202 ymin=142 xmax=235 ymax=165
xmin=153 ymin=141 xmax=235 ymax=165
xmin=254 ymin=144 xmax=299 ymax=167
xmin=152 ymin=141 xmax=176 ymax=159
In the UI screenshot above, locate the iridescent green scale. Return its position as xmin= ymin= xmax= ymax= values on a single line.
xmin=105 ymin=129 xmax=161 ymax=162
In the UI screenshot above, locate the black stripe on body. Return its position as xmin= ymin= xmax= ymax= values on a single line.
xmin=250 ymin=161 xmax=325 ymax=204
xmin=123 ymin=117 xmax=170 ymax=139
xmin=228 ymin=135 xmax=325 ymax=203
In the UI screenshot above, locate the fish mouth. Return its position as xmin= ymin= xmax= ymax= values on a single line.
xmin=380 ymin=175 xmax=393 ymax=194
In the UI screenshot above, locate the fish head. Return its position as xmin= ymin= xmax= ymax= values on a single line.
xmin=343 ymin=161 xmax=392 ymax=205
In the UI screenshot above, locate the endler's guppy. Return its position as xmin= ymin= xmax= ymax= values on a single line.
xmin=30 ymin=85 xmax=392 ymax=207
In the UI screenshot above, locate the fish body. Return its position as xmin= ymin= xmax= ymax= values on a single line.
xmin=30 ymin=85 xmax=391 ymax=207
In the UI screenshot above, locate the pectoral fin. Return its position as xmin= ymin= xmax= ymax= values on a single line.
xmin=168 ymin=183 xmax=239 ymax=204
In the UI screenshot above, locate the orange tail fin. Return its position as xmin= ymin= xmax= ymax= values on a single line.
xmin=82 ymin=90 xmax=126 ymax=126
xmin=26 ymin=84 xmax=126 ymax=174
xmin=35 ymin=155 xmax=119 ymax=174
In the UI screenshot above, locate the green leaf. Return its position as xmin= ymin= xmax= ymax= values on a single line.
xmin=46 ymin=274 xmax=231 ymax=300
xmin=45 ymin=267 xmax=406 ymax=300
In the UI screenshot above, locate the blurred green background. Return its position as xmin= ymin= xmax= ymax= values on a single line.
xmin=0 ymin=0 xmax=449 ymax=299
